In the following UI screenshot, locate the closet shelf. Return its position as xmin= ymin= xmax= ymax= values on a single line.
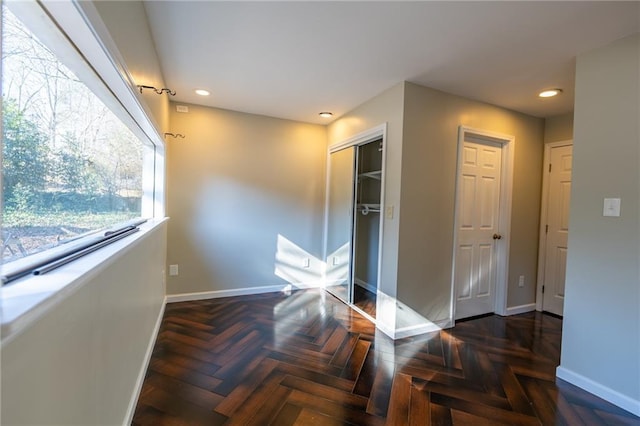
xmin=357 ymin=203 xmax=381 ymax=215
xmin=358 ymin=170 xmax=382 ymax=181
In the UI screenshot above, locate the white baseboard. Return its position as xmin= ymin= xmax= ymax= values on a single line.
xmin=124 ymin=298 xmax=166 ymax=425
xmin=354 ymin=278 xmax=377 ymax=294
xmin=166 ymin=281 xmax=325 ymax=304
xmin=377 ymin=318 xmax=453 ymax=340
xmin=505 ymin=303 xmax=536 ymax=316
xmin=394 ymin=318 xmax=453 ymax=339
xmin=375 ymin=321 xmax=395 ymax=339
xmin=556 ymin=366 xmax=640 ymax=417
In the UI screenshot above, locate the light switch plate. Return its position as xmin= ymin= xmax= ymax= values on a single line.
xmin=603 ymin=198 xmax=621 ymax=217
xmin=169 ymin=264 xmax=179 ymax=276
xmin=385 ymin=205 xmax=394 ymax=220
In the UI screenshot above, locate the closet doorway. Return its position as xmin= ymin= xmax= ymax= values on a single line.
xmin=324 ymin=126 xmax=385 ymax=321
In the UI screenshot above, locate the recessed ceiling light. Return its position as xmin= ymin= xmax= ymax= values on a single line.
xmin=538 ymin=89 xmax=562 ymax=98
xmin=195 ymin=89 xmax=210 ymax=96
xmin=319 ymin=112 xmax=333 ymax=118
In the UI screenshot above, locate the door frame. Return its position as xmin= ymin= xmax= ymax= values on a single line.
xmin=535 ymin=140 xmax=573 ymax=312
xmin=322 ymin=123 xmax=387 ymax=322
xmin=451 ymin=126 xmax=515 ymax=320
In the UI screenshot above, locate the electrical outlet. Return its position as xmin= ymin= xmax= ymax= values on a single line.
xmin=518 ymin=275 xmax=525 ymax=287
xmin=169 ymin=264 xmax=179 ymax=276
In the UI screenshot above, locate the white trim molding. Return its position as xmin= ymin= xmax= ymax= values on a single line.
xmin=556 ymin=366 xmax=640 ymax=417
xmin=394 ymin=319 xmax=453 ymax=340
xmin=505 ymin=303 xmax=536 ymax=316
xmin=166 ymin=281 xmax=325 ymax=304
xmin=327 ymin=123 xmax=387 ymax=154
xmin=354 ymin=278 xmax=378 ymax=295
xmin=377 ymin=317 xmax=453 ymax=340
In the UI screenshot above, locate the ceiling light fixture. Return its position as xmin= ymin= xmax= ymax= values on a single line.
xmin=319 ymin=112 xmax=333 ymax=118
xmin=195 ymin=89 xmax=210 ymax=96
xmin=538 ymin=88 xmax=562 ymax=98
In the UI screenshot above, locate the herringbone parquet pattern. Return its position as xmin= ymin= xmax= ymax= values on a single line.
xmin=132 ymin=289 xmax=640 ymax=425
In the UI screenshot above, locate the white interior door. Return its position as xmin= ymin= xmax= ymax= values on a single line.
xmin=541 ymin=144 xmax=572 ymax=316
xmin=454 ymin=140 xmax=503 ymax=319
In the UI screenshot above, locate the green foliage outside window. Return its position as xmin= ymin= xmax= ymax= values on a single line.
xmin=1 ymin=7 xmax=145 ymax=262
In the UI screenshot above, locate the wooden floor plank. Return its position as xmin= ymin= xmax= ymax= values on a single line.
xmin=409 ymin=383 xmax=430 ymax=425
xmin=132 ymin=289 xmax=640 ymax=426
xmin=340 ymin=338 xmax=371 ymax=381
xmin=430 ymin=403 xmax=453 ymax=426
xmin=213 ymin=357 xmax=278 ymax=416
xmin=496 ymin=363 xmax=537 ymax=416
xmin=287 ymin=389 xmax=386 ymax=426
xmin=280 ymin=374 xmax=369 ymax=409
xmin=148 ymin=358 xmax=222 ymax=391
xmin=270 ymin=402 xmax=302 ymax=426
xmin=365 ymin=356 xmax=396 ymax=417
xmin=221 ymin=369 xmax=287 ymax=425
xmin=293 ymin=408 xmax=352 ymax=426
xmin=143 ymin=372 xmax=225 ymax=410
xmin=384 ymin=373 xmax=412 ymax=425
xmin=275 ymin=360 xmax=355 ymax=392
xmin=329 ymin=332 xmax=359 ymax=367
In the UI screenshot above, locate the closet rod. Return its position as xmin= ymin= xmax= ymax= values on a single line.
xmin=358 ymin=204 xmax=381 ymax=215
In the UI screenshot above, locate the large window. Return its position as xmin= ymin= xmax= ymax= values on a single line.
xmin=1 ymin=6 xmax=154 ymax=270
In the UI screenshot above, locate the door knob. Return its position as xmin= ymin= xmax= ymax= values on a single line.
xmin=493 ymin=233 xmax=502 ymax=240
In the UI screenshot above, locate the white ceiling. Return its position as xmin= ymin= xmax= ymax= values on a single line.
xmin=143 ymin=1 xmax=639 ymax=124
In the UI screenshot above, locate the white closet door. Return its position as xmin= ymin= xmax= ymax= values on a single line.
xmin=325 ymin=146 xmax=356 ymax=303
xmin=454 ymin=140 xmax=503 ymax=319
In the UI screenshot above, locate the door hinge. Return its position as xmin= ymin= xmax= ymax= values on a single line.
xmin=549 ymin=163 xmax=552 ymax=172
xmin=542 ymin=285 xmax=545 ymax=294
xmin=545 ymin=224 xmax=549 ymax=234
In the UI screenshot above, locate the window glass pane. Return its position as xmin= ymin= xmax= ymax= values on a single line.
xmin=2 ymin=7 xmax=145 ymax=264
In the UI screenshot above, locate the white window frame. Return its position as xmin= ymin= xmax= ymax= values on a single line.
xmin=1 ymin=0 xmax=167 ymax=343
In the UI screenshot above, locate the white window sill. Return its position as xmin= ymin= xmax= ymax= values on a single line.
xmin=0 ymin=217 xmax=168 ymax=345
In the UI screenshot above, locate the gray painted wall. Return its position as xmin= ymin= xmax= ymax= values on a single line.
xmin=166 ymin=104 xmax=327 ymax=295
xmin=544 ymin=112 xmax=574 ymax=144
xmin=94 ymin=0 xmax=170 ymax=134
xmin=1 ymin=224 xmax=167 ymax=425
xmin=560 ymin=33 xmax=639 ymax=407
xmin=398 ymin=82 xmax=545 ymax=323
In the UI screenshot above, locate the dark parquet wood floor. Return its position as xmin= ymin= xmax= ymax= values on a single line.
xmin=132 ymin=289 xmax=640 ymax=425
xmin=354 ymin=284 xmax=377 ymax=318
